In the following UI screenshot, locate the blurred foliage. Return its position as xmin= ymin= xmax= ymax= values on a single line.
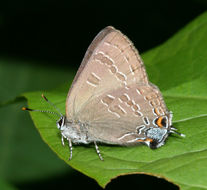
xmin=0 ymin=179 xmax=17 ymax=190
xmin=0 ymin=59 xmax=75 ymax=184
xmin=0 ymin=60 xmax=73 ymax=103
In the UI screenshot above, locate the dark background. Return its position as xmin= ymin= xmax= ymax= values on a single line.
xmin=1 ymin=0 xmax=206 ymax=69
xmin=1 ymin=0 xmax=206 ymax=189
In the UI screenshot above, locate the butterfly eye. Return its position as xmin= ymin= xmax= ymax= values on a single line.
xmin=58 ymin=119 xmax=63 ymax=127
xmin=155 ymin=116 xmax=167 ymax=128
xmin=57 ymin=117 xmax=65 ymax=130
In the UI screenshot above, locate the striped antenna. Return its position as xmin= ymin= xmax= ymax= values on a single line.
xmin=22 ymin=107 xmax=61 ymax=117
xmin=41 ymin=94 xmax=63 ymax=117
xmin=22 ymin=94 xmax=63 ymax=117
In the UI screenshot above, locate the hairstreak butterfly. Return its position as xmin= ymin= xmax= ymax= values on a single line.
xmin=23 ymin=26 xmax=185 ymax=161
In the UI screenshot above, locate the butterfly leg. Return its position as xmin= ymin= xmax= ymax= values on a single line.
xmin=68 ymin=138 xmax=73 ymax=160
xmin=94 ymin=141 xmax=103 ymax=161
xmin=61 ymin=135 xmax=65 ymax=146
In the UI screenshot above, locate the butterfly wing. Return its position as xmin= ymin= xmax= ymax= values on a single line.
xmin=76 ymin=83 xmax=170 ymax=145
xmin=66 ymin=26 xmax=149 ymax=119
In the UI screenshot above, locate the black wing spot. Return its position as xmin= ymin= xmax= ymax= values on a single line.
xmin=150 ymin=139 xmax=159 ymax=149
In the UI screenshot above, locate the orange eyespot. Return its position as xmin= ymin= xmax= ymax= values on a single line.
xmin=137 ymin=138 xmax=153 ymax=143
xmin=146 ymin=138 xmax=153 ymax=142
xmin=137 ymin=139 xmax=144 ymax=142
xmin=155 ymin=116 xmax=167 ymax=128
xmin=157 ymin=117 xmax=163 ymax=127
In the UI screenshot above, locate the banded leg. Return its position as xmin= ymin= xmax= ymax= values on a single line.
xmin=61 ymin=135 xmax=65 ymax=146
xmin=68 ymin=138 xmax=73 ymax=160
xmin=94 ymin=141 xmax=103 ymax=161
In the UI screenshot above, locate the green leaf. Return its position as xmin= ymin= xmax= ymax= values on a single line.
xmin=23 ymin=12 xmax=207 ymax=189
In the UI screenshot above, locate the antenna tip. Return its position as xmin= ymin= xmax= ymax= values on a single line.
xmin=22 ymin=107 xmax=27 ymax=111
xmin=22 ymin=107 xmax=33 ymax=111
xmin=41 ymin=94 xmax=48 ymax=101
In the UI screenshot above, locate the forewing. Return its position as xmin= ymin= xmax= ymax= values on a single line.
xmin=77 ymin=83 xmax=170 ymax=144
xmin=66 ymin=26 xmax=148 ymax=119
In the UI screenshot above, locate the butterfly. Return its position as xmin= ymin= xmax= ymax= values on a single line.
xmin=23 ymin=26 xmax=184 ymax=161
